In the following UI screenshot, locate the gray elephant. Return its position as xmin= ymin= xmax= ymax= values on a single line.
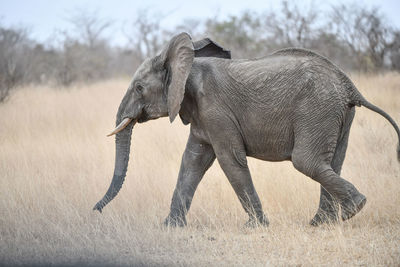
xmin=93 ymin=32 xmax=400 ymax=227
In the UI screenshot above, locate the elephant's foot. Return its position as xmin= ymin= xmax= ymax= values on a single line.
xmin=163 ymin=215 xmax=187 ymax=228
xmin=310 ymin=209 xmax=339 ymax=226
xmin=341 ymin=193 xmax=367 ymax=221
xmin=244 ymin=213 xmax=269 ymax=228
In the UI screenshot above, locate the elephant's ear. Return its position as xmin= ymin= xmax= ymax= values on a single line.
xmin=160 ymin=32 xmax=194 ymax=123
xmin=193 ymin=38 xmax=231 ymax=59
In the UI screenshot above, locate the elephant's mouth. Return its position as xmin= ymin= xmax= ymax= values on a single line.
xmin=137 ymin=109 xmax=167 ymax=123
xmin=137 ymin=111 xmax=150 ymax=123
xmin=137 ymin=113 xmax=157 ymax=123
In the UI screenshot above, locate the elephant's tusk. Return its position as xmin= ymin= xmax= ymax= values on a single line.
xmin=107 ymin=118 xmax=135 ymax=137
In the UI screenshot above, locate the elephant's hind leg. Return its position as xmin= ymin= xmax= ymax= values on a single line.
xmin=293 ymin=157 xmax=366 ymax=225
xmin=292 ymin=119 xmax=366 ymax=225
xmin=310 ymin=107 xmax=356 ymax=226
xmin=310 ymin=187 xmax=339 ymax=226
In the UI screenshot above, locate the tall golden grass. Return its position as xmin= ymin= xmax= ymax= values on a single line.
xmin=1 ymin=73 xmax=399 ymax=266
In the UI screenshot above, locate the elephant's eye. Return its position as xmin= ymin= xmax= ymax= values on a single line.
xmin=135 ymin=84 xmax=144 ymax=93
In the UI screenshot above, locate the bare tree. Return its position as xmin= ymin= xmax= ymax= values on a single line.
xmin=359 ymin=9 xmax=393 ymax=69
xmin=66 ymin=9 xmax=113 ymax=48
xmin=330 ymin=3 xmax=394 ymax=71
xmin=55 ymin=9 xmax=113 ymax=85
xmin=124 ymin=10 xmax=164 ymax=63
xmin=265 ymin=1 xmax=319 ymax=48
xmin=388 ymin=31 xmax=400 ymax=70
xmin=205 ymin=11 xmax=265 ymax=58
xmin=173 ymin=18 xmax=202 ymax=40
xmin=0 ymin=25 xmax=31 ymax=102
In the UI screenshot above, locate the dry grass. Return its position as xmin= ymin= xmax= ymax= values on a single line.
xmin=1 ymin=73 xmax=400 ymax=266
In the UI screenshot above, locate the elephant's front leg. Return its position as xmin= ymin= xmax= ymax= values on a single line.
xmin=213 ymin=142 xmax=269 ymax=227
xmin=164 ymin=133 xmax=215 ymax=227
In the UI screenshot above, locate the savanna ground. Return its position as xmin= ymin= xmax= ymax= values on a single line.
xmin=1 ymin=73 xmax=400 ymax=266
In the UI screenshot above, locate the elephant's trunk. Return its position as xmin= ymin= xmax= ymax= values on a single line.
xmin=93 ymin=119 xmax=135 ymax=212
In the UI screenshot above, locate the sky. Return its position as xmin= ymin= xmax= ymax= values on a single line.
xmin=1 ymin=0 xmax=399 ymax=46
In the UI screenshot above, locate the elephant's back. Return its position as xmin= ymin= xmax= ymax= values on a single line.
xmin=270 ymin=47 xmax=336 ymax=66
xmin=268 ymin=48 xmax=360 ymax=102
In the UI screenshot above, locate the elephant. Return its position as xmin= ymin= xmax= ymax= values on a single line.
xmin=93 ymin=32 xmax=400 ymax=227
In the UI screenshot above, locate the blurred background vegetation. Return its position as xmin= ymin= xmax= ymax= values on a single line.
xmin=1 ymin=0 xmax=399 ymax=102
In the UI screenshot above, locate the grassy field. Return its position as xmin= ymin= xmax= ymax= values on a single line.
xmin=1 ymin=73 xmax=399 ymax=266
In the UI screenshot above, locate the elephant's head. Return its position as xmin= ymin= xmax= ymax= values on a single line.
xmin=93 ymin=33 xmax=230 ymax=212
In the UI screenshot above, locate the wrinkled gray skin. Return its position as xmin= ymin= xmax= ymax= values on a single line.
xmin=94 ymin=33 xmax=400 ymax=227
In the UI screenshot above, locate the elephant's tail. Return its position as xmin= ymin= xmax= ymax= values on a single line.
xmin=356 ymin=99 xmax=400 ymax=162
